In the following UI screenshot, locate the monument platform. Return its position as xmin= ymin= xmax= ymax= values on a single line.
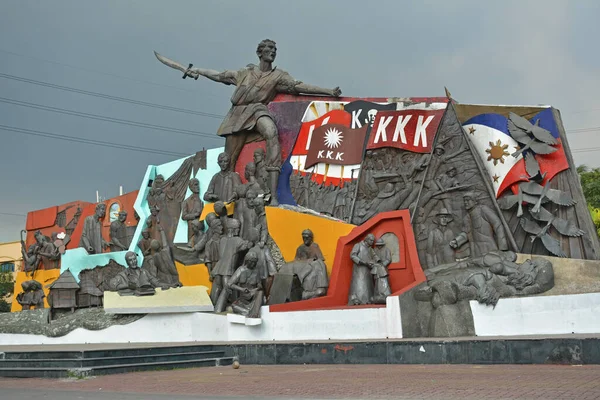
xmin=0 ymin=333 xmax=598 ymax=378
xmin=2 ymin=289 xmax=600 ymax=345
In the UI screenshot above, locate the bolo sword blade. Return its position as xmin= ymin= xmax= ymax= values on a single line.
xmin=153 ymin=51 xmax=197 ymax=80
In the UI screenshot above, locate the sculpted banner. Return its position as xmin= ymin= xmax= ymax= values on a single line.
xmin=366 ymin=109 xmax=445 ymax=153
xmin=304 ymin=124 xmax=368 ymax=169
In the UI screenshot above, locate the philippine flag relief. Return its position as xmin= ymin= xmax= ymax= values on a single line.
xmin=463 ymin=109 xmax=569 ymax=198
xmin=462 ymin=113 xmax=528 ymax=197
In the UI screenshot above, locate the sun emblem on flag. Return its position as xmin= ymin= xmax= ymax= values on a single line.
xmin=486 ymin=140 xmax=510 ymax=165
xmin=324 ymin=127 xmax=343 ymax=149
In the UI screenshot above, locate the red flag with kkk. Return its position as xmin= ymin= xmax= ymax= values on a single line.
xmin=289 ymin=110 xmax=356 ymax=185
xmin=366 ymin=109 xmax=445 ymax=152
xmin=289 ymin=103 xmax=446 ymax=186
xmin=304 ymin=124 xmax=369 ymax=169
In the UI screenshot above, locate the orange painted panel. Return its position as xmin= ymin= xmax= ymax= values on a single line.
xmin=46 ymin=191 xmax=139 ymax=257
xmin=20 ymin=192 xmax=139 ymax=273
xmin=25 ymin=206 xmax=58 ymax=231
xmin=68 ymin=203 xmax=97 ymax=254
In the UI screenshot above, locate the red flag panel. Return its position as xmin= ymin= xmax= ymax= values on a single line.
xmin=291 ymin=110 xmax=351 ymax=156
xmin=366 ymin=109 xmax=445 ymax=153
xmin=304 ymin=124 xmax=368 ymax=169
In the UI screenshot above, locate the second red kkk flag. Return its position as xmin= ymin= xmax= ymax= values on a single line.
xmin=304 ymin=124 xmax=368 ymax=169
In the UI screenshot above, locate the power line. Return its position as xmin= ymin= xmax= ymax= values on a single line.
xmin=0 ymin=96 xmax=222 ymax=140
xmin=0 ymin=72 xmax=225 ymax=119
xmin=568 ymin=108 xmax=600 ymax=115
xmin=0 ymin=96 xmax=595 ymax=154
xmin=568 ymin=127 xmax=600 ymax=134
xmin=2 ymin=65 xmax=598 ymax=137
xmin=0 ymin=212 xmax=26 ymax=217
xmin=3 ymin=94 xmax=594 ymax=148
xmin=0 ymin=124 xmax=190 ymax=157
xmin=572 ymin=146 xmax=600 ymax=154
xmin=0 ymin=47 xmax=220 ymax=97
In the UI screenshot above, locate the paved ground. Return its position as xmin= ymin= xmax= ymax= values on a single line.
xmin=1 ymin=364 xmax=600 ymax=399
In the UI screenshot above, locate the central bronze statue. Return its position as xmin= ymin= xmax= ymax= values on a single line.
xmin=155 ymin=39 xmax=342 ymax=205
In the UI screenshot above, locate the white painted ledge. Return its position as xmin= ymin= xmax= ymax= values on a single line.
xmin=471 ymin=292 xmax=600 ymax=336
xmin=0 ymin=296 xmax=402 ymax=345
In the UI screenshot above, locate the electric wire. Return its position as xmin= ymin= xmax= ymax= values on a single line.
xmin=0 ymin=124 xmax=190 ymax=157
xmin=0 ymin=96 xmax=222 ymax=140
xmin=0 ymin=212 xmax=26 ymax=217
xmin=572 ymin=147 xmax=600 ymax=154
xmin=0 ymin=47 xmax=217 ymax=96
xmin=0 ymin=72 xmax=225 ymax=119
xmin=568 ymin=127 xmax=600 ymax=134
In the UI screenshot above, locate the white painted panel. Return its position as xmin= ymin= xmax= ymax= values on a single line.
xmin=0 ymin=299 xmax=404 ymax=345
xmin=385 ymin=296 xmax=403 ymax=339
xmin=472 ymin=293 xmax=600 ymax=336
xmin=267 ymin=308 xmax=388 ymax=341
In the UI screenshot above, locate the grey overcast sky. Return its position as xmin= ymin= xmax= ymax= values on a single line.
xmin=1 ymin=0 xmax=599 ymax=242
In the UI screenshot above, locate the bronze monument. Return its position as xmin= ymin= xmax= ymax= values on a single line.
xmin=204 ymin=152 xmax=242 ymax=203
xmin=79 ymin=203 xmax=109 ymax=254
xmin=181 ymin=178 xmax=204 ymax=242
xmin=109 ymin=251 xmax=161 ymax=296
xmin=155 ymin=39 xmax=342 ymax=205
xmin=109 ymin=211 xmax=130 ymax=252
xmin=227 ymin=251 xmax=264 ymax=318
xmin=348 ymin=233 xmax=376 ymax=305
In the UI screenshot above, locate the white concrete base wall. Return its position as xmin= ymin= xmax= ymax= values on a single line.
xmin=471 ymin=292 xmax=600 ymax=336
xmin=3 ymin=292 xmax=599 ymax=345
xmin=0 ymin=296 xmax=403 ymax=345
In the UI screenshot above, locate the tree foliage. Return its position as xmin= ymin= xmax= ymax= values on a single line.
xmin=577 ymin=165 xmax=600 ymax=209
xmin=589 ymin=206 xmax=600 ymax=238
xmin=0 ymin=271 xmax=15 ymax=313
xmin=578 ymin=165 xmax=600 ymax=237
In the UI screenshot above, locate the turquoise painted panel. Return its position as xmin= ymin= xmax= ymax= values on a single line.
xmin=61 ymin=165 xmax=154 ymax=281
xmin=60 ymin=247 xmax=128 ymax=281
xmin=173 ymin=147 xmax=224 ymax=243
xmin=130 ymin=164 xmax=156 ymax=266
xmin=60 ymin=148 xmax=224 ymax=281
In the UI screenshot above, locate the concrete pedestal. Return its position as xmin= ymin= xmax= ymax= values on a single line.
xmin=104 ymin=286 xmax=213 ymax=314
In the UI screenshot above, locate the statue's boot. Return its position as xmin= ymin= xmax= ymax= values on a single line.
xmin=214 ymin=288 xmax=230 ymax=313
xmin=268 ymin=169 xmax=280 ymax=206
xmin=210 ymin=284 xmax=221 ymax=306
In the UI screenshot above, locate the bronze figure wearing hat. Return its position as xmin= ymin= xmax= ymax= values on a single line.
xmin=426 ymin=208 xmax=456 ymax=269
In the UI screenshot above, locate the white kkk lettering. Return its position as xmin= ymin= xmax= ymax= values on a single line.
xmin=413 ymin=115 xmax=435 ymax=147
xmin=367 ymin=109 xmax=445 ymax=153
xmin=317 ymin=150 xmax=344 ymax=161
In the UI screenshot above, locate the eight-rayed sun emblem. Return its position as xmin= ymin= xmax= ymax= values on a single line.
xmin=324 ymin=127 xmax=343 ymax=148
xmin=486 ymin=139 xmax=510 ymax=165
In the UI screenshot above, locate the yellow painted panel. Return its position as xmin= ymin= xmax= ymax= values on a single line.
xmin=12 ymin=265 xmax=211 ymax=312
xmin=190 ymin=206 xmax=354 ymax=280
xmin=266 ymin=208 xmax=355 ymax=274
xmin=199 ymin=202 xmax=235 ymax=221
xmin=104 ymin=286 xmax=212 ymax=313
xmin=10 ymin=269 xmax=61 ymax=312
xmin=176 ymin=262 xmax=212 ymax=291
